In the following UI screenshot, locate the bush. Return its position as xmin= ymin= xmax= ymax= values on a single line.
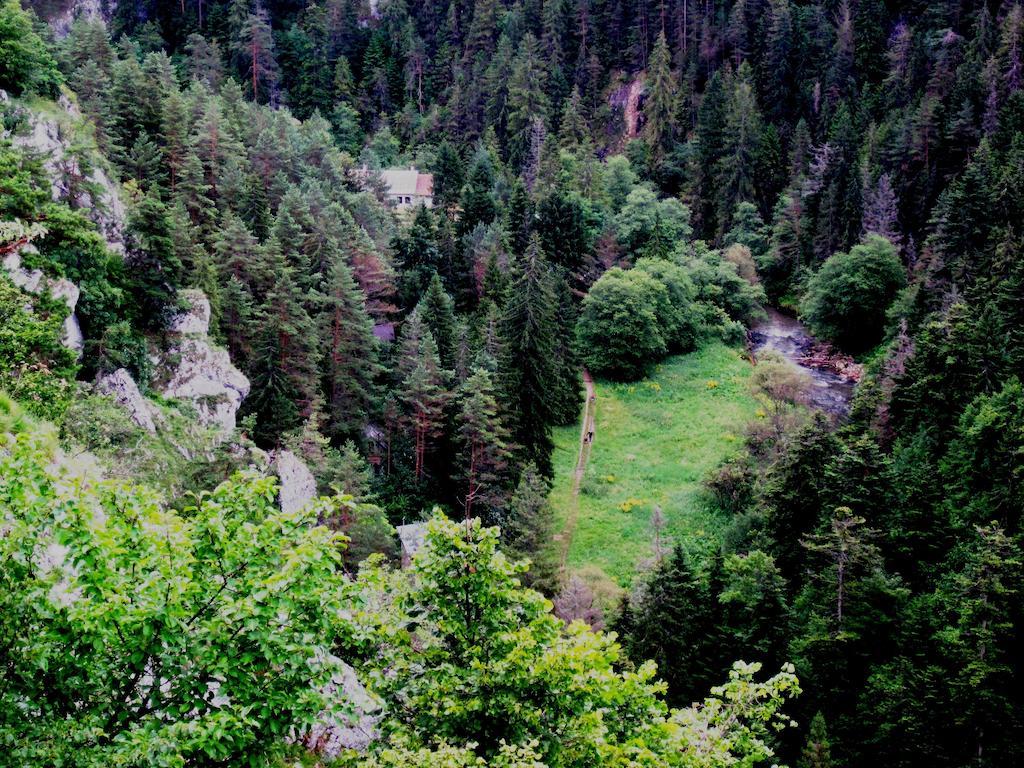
xmin=801 ymin=234 xmax=905 ymax=351
xmin=0 ymin=434 xmax=354 ymax=766
xmin=680 ymin=241 xmax=767 ymax=326
xmin=0 ymin=274 xmax=78 ymax=421
xmin=634 ymin=257 xmax=701 ymax=353
xmin=575 ymin=267 xmax=667 ymax=379
xmin=0 ymin=0 xmax=62 ymax=96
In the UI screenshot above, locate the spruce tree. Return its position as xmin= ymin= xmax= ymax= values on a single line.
xmin=506 ymin=34 xmax=551 ymax=170
xmin=456 ymin=367 xmax=514 ymax=525
xmin=459 ymin=147 xmax=498 ymax=236
xmin=500 ymin=235 xmax=558 ymax=476
xmin=642 ymin=32 xmax=677 ymax=157
xmin=320 ymin=257 xmax=379 ymax=443
xmin=242 ymin=242 xmax=321 ymax=446
xmin=615 ymin=545 xmax=727 ymax=705
xmin=416 ymin=272 xmax=458 ymax=371
xmin=126 ymin=191 xmax=181 ymax=331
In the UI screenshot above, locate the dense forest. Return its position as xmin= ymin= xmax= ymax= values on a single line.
xmin=1 ymin=0 xmax=1023 ymax=763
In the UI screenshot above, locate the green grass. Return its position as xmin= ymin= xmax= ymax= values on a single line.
xmin=548 ymin=342 xmax=760 ymax=587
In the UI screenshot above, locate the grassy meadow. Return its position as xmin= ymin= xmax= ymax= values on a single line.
xmin=548 ymin=342 xmax=761 ymax=588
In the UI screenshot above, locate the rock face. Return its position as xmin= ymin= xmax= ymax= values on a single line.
xmin=396 ymin=522 xmax=428 ymax=568
xmin=272 ymin=450 xmax=317 ymax=515
xmin=303 ymin=658 xmax=382 ymax=756
xmin=1 ymin=90 xmax=126 ymax=254
xmin=95 ymin=368 xmax=157 ymax=433
xmin=152 ymin=291 xmax=250 ymax=435
xmin=2 ymin=244 xmax=84 ymax=358
xmin=168 ymin=289 xmax=211 ymax=334
xmin=46 ymin=0 xmax=117 ymax=38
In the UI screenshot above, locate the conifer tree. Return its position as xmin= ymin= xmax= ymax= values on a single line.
xmin=615 ymin=545 xmax=727 ymax=705
xmin=500 ymin=235 xmax=558 ymax=476
xmin=395 ymin=205 xmax=441 ymax=308
xmin=126 ymin=191 xmax=181 ymax=331
xmin=320 ymin=257 xmax=379 ymax=443
xmin=937 ymin=524 xmax=1022 ymax=763
xmin=799 ymin=712 xmax=834 ymax=768
xmin=714 ymin=62 xmax=764 ymax=235
xmin=236 ymin=6 xmax=280 ymax=104
xmin=503 ymin=461 xmax=557 ymax=587
xmin=456 ymin=367 xmax=514 ymax=524
xmin=506 ymin=34 xmax=551 ymax=169
xmin=459 ymin=148 xmax=498 ymax=236
xmin=558 ymin=86 xmax=590 ymax=150
xmin=398 ymin=330 xmax=451 ymax=481
xmin=242 ymin=242 xmax=321 ymax=446
xmin=416 ymin=272 xmax=458 ymax=371
xmin=433 ymin=141 xmax=465 ymax=210
xmin=642 ymin=32 xmax=677 ymax=156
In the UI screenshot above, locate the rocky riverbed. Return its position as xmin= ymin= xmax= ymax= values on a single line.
xmin=750 ymin=309 xmax=860 ymax=415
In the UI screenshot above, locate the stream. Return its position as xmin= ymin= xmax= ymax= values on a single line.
xmin=749 ymin=309 xmax=857 ymax=416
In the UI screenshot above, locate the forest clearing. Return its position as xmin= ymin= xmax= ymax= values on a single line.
xmin=548 ymin=342 xmax=759 ymax=586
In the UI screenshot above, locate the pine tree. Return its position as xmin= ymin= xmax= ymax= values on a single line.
xmin=456 ymin=367 xmax=514 ymax=524
xmin=242 ymin=242 xmax=321 ymax=446
xmin=320 ymin=257 xmax=379 ymax=443
xmin=642 ymin=32 xmax=677 ymax=156
xmin=500 ymin=236 xmax=558 ymax=476
xmin=506 ymin=34 xmax=551 ymax=170
xmin=237 ymin=6 xmax=280 ymax=104
xmin=398 ymin=329 xmax=451 ymax=482
xmin=416 ymin=272 xmax=458 ymax=371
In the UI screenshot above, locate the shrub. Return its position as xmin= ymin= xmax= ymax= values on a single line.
xmin=575 ymin=267 xmax=667 ymax=379
xmin=634 ymin=257 xmax=701 ymax=353
xmin=0 ymin=274 xmax=78 ymax=421
xmin=0 ymin=434 xmax=354 ymax=766
xmin=801 ymin=234 xmax=905 ymax=351
xmin=0 ymin=0 xmax=61 ymax=97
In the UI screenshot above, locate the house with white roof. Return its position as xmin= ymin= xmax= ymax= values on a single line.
xmin=357 ymin=166 xmax=434 ymax=209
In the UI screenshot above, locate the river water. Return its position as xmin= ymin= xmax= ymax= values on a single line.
xmin=749 ymin=309 xmax=857 ymax=416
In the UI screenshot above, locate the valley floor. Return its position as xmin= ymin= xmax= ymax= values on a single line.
xmin=547 ymin=341 xmax=760 ymax=590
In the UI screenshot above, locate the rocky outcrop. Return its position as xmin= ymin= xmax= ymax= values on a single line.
xmin=152 ymin=290 xmax=250 ymax=435
xmin=396 ymin=522 xmax=428 ymax=568
xmin=95 ymin=368 xmax=157 ymax=433
xmin=168 ymin=289 xmax=211 ymax=335
xmin=272 ymin=450 xmax=317 ymax=515
xmin=0 ymin=90 xmax=126 ymax=254
xmin=45 ymin=0 xmax=117 ymax=38
xmin=2 ymin=244 xmax=84 ymax=358
xmin=303 ymin=657 xmax=382 ymax=756
xmin=608 ymin=74 xmax=646 ymax=141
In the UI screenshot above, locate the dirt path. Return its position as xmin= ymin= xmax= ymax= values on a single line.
xmin=557 ymin=369 xmax=596 ymax=569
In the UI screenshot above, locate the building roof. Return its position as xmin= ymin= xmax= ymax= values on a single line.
xmin=415 ymin=173 xmax=434 ymax=196
xmin=377 ymin=168 xmax=433 ymax=197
